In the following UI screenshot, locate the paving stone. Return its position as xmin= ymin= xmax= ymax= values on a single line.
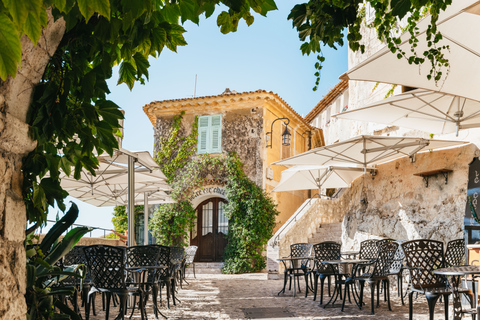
xmin=81 ymin=273 xmax=456 ymax=319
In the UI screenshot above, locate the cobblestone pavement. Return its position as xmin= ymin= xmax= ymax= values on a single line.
xmin=83 ymin=273 xmax=455 ymax=319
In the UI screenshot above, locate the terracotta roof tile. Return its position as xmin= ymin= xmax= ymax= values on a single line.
xmin=304 ymin=80 xmax=349 ymax=123
xmin=142 ymin=89 xmax=314 ymax=129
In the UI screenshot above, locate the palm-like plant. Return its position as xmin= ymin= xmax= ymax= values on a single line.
xmin=26 ymin=202 xmax=92 ymax=319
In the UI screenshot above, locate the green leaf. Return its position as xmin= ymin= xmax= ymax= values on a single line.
xmin=77 ymin=0 xmax=110 ymax=22
xmin=3 ymin=0 xmax=28 ymax=28
xmin=133 ymin=52 xmax=149 ymax=79
xmin=43 ymin=226 xmax=92 ymax=268
xmin=117 ymin=60 xmax=137 ymax=89
xmin=23 ymin=10 xmax=44 ymax=51
xmin=39 ymin=202 xmax=79 ymax=255
xmin=0 ymin=13 xmax=22 ymax=80
xmin=52 ymin=0 xmax=67 ymax=12
xmin=391 ymin=0 xmax=412 ymax=19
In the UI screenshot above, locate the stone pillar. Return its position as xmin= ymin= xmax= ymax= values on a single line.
xmin=0 ymin=11 xmax=65 ymax=319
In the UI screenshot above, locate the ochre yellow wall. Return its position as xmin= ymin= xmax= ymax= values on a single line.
xmin=263 ymin=102 xmax=315 ymax=233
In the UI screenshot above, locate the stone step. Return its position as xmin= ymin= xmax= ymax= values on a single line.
xmin=185 ymin=262 xmax=224 ymax=274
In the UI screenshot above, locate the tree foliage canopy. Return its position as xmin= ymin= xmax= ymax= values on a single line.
xmin=0 ymin=0 xmax=278 ymax=225
xmin=0 ymin=0 xmax=455 ymax=226
xmin=288 ymin=0 xmax=453 ymax=90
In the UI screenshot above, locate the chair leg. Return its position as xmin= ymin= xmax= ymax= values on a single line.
xmin=358 ymin=280 xmax=365 ymax=310
xmin=85 ymin=292 xmax=93 ymax=320
xmin=444 ymin=294 xmax=449 ymax=320
xmin=293 ymin=275 xmax=297 ymax=297
xmin=386 ymin=280 xmax=392 ymax=311
xmin=327 ymin=276 xmax=331 ymax=297
xmin=370 ymin=281 xmax=376 ymax=315
xmin=399 ymin=274 xmax=404 ymax=305
xmin=304 ymin=273 xmax=309 ymax=298
xmin=319 ymin=276 xmax=326 ymax=305
xmin=426 ymin=294 xmax=440 ymax=320
xmin=118 ymin=294 xmax=128 ymax=320
xmin=313 ymin=274 xmax=319 ymax=301
xmin=376 ymin=281 xmax=380 ymax=307
xmin=105 ymin=293 xmax=111 ymax=320
xmin=341 ymin=281 xmax=349 ymax=311
xmin=129 ymin=295 xmax=137 ymax=319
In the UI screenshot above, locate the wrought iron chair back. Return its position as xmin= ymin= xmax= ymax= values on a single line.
xmin=401 ymin=239 xmax=446 ymax=290
xmin=64 ymin=245 xmax=87 ymax=266
xmin=126 ymin=245 xmax=161 ymax=282
xmin=170 ymin=246 xmax=185 ymax=266
xmin=185 ymin=246 xmax=198 ymax=265
xmin=154 ymin=245 xmax=170 ymax=279
xmin=290 ymin=243 xmax=313 ymax=269
xmin=83 ymin=245 xmax=127 ymax=290
xmin=389 ymin=241 xmax=405 ymax=274
xmin=313 ymin=241 xmax=341 ymax=273
xmin=444 ymin=238 xmax=465 ymax=267
xmin=359 ymin=239 xmax=379 ymax=260
xmin=371 ymin=241 xmax=399 ymax=277
xmin=63 ymin=245 xmax=89 ymax=285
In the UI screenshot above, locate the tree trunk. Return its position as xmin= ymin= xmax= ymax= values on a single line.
xmin=0 ymin=10 xmax=65 ymax=319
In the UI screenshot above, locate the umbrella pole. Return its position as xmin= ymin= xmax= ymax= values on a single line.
xmin=144 ymin=193 xmax=149 ymax=245
xmin=127 ymin=155 xmax=135 ymax=247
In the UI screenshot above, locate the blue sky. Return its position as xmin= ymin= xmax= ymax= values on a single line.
xmin=46 ymin=2 xmax=348 ymax=235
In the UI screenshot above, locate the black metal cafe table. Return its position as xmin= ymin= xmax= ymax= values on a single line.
xmin=277 ymin=256 xmax=313 ymax=297
xmin=320 ymin=259 xmax=370 ymax=310
xmin=433 ymin=265 xmax=480 ymax=320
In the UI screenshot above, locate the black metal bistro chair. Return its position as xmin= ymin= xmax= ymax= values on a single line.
xmin=152 ymin=245 xmax=178 ymax=311
xmin=402 ymin=240 xmax=451 ymax=320
xmin=170 ymin=246 xmax=185 ymax=289
xmin=445 ymin=238 xmax=466 ymax=267
xmin=308 ymin=241 xmax=341 ymax=304
xmin=279 ymin=243 xmax=313 ymax=297
xmin=126 ymin=245 xmax=163 ymax=319
xmin=181 ymin=246 xmax=198 ymax=284
xmin=353 ymin=241 xmax=399 ymax=314
xmin=385 ymin=241 xmax=406 ymax=305
xmin=63 ymin=245 xmax=90 ymax=313
xmin=83 ymin=245 xmax=146 ymax=320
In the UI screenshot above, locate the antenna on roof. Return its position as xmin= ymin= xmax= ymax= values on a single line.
xmin=194 ymin=74 xmax=197 ymax=98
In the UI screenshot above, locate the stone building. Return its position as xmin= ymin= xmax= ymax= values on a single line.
xmin=143 ymin=89 xmax=321 ymax=262
xmin=268 ymin=12 xmax=480 ymax=276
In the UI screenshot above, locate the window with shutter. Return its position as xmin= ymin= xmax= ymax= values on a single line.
xmin=197 ymin=115 xmax=222 ymax=154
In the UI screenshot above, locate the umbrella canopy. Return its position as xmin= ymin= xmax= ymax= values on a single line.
xmin=333 ymin=89 xmax=480 ymax=135
xmin=273 ymin=135 xmax=466 ymax=168
xmin=59 ymin=148 xmax=172 ymax=245
xmin=342 ymin=0 xmax=480 ymax=102
xmin=272 ymin=165 xmax=377 ymax=193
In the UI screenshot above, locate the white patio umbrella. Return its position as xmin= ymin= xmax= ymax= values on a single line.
xmin=272 ymin=165 xmax=377 ymax=193
xmin=59 ymin=148 xmax=172 ymax=246
xmin=273 ymin=135 xmax=466 ymax=168
xmin=342 ymin=0 xmax=480 ymax=102
xmin=333 ymin=89 xmax=480 ymax=136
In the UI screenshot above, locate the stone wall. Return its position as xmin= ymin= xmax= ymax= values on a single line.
xmin=154 ymin=106 xmax=263 ymax=186
xmin=278 ymin=144 xmax=477 ymax=265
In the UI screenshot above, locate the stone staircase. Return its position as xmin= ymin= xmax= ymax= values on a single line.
xmin=185 ymin=262 xmax=224 ymax=275
xmin=308 ymin=222 xmax=342 ymax=245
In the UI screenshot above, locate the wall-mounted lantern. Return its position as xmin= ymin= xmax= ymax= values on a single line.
xmin=266 ymin=117 xmax=291 ymax=148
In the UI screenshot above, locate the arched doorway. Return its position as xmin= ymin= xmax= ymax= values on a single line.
xmin=191 ymin=197 xmax=228 ymax=262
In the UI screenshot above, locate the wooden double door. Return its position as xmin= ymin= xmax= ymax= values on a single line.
xmin=191 ymin=197 xmax=228 ymax=262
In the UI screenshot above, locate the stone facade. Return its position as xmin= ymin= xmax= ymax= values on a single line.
xmin=277 ymin=144 xmax=476 ymax=263
xmin=153 ymin=105 xmax=264 ymax=185
xmin=144 ymin=90 xmax=318 ymax=234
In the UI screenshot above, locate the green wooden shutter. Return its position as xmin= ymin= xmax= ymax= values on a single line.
xmin=198 ymin=116 xmax=210 ymax=154
xmin=210 ymin=115 xmax=222 ymax=153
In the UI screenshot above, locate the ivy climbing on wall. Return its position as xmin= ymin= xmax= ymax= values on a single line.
xmin=150 ymin=113 xmax=279 ymax=273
